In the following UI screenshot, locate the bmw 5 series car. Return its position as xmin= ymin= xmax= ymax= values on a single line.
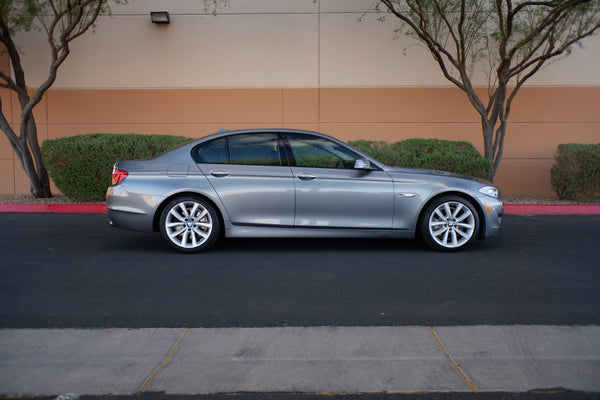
xmin=107 ymin=129 xmax=503 ymax=252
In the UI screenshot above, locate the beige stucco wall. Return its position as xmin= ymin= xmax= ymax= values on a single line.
xmin=15 ymin=0 xmax=600 ymax=88
xmin=1 ymin=0 xmax=599 ymax=196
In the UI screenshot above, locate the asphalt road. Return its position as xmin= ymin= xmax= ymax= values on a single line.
xmin=0 ymin=213 xmax=599 ymax=328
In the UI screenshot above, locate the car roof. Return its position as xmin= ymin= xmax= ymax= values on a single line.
xmin=193 ymin=128 xmax=341 ymax=144
xmin=155 ymin=128 xmax=386 ymax=170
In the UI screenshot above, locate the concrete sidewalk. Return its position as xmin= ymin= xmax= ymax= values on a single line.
xmin=1 ymin=325 xmax=599 ymax=396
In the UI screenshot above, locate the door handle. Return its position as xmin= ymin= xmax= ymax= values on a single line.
xmin=210 ymin=170 xmax=230 ymax=178
xmin=296 ymin=173 xmax=317 ymax=181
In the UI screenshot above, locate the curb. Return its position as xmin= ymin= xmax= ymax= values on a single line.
xmin=0 ymin=203 xmax=599 ymax=214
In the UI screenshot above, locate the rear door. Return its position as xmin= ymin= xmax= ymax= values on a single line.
xmin=195 ymin=133 xmax=295 ymax=226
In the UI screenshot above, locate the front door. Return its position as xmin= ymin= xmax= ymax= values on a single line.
xmin=286 ymin=133 xmax=394 ymax=229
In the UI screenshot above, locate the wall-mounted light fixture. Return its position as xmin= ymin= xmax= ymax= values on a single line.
xmin=150 ymin=11 xmax=170 ymax=24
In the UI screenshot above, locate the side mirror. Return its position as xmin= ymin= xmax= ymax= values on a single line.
xmin=354 ymin=158 xmax=375 ymax=170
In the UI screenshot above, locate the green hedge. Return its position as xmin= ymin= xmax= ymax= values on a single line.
xmin=551 ymin=143 xmax=600 ymax=201
xmin=41 ymin=133 xmax=192 ymax=201
xmin=350 ymin=138 xmax=492 ymax=180
xmin=42 ymin=134 xmax=492 ymax=201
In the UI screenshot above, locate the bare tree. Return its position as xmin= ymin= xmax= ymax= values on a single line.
xmin=0 ymin=0 xmax=228 ymax=197
xmin=0 ymin=0 xmax=127 ymax=197
xmin=375 ymin=0 xmax=600 ymax=181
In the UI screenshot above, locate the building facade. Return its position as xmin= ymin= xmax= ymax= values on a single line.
xmin=1 ymin=0 xmax=599 ymax=195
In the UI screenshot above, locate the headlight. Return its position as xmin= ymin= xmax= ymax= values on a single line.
xmin=479 ymin=185 xmax=499 ymax=198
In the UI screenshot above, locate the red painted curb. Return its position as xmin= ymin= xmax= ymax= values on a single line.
xmin=0 ymin=203 xmax=598 ymax=214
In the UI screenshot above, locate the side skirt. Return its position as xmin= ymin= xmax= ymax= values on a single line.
xmin=225 ymin=223 xmax=415 ymax=239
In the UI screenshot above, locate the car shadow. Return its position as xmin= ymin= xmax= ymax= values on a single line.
xmin=213 ymin=237 xmax=425 ymax=253
xmin=105 ymin=231 xmax=428 ymax=253
xmin=104 ymin=226 xmax=496 ymax=254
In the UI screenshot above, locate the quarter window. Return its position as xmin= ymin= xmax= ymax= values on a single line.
xmin=194 ymin=137 xmax=228 ymax=164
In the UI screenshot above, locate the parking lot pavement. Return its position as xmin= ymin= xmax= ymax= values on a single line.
xmin=1 ymin=325 xmax=599 ymax=396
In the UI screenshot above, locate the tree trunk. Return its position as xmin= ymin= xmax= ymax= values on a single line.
xmin=480 ymin=118 xmax=498 ymax=182
xmin=481 ymin=80 xmax=510 ymax=183
xmin=13 ymin=140 xmax=51 ymax=197
xmin=8 ymin=112 xmax=53 ymax=198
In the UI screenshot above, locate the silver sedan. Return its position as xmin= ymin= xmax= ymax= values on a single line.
xmin=106 ymin=129 xmax=503 ymax=252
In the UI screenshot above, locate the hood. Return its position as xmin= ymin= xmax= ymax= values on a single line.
xmin=384 ymin=166 xmax=491 ymax=184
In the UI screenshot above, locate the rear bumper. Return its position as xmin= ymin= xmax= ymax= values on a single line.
xmin=106 ymin=186 xmax=157 ymax=232
xmin=107 ymin=208 xmax=155 ymax=232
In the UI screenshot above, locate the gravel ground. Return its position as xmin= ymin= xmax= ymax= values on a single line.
xmin=1 ymin=193 xmax=598 ymax=205
xmin=0 ymin=194 xmax=97 ymax=204
xmin=501 ymin=194 xmax=599 ymax=205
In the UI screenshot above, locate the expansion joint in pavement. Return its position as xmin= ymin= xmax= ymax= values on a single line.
xmin=428 ymin=326 xmax=479 ymax=392
xmin=139 ymin=328 xmax=190 ymax=392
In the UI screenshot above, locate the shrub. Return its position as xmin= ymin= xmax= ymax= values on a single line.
xmin=348 ymin=140 xmax=402 ymax=166
xmin=41 ymin=133 xmax=193 ymax=201
xmin=393 ymin=139 xmax=492 ymax=179
xmin=350 ymin=138 xmax=492 ymax=180
xmin=551 ymin=143 xmax=600 ymax=201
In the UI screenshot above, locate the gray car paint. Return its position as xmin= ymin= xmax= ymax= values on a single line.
xmin=106 ymin=129 xmax=503 ymax=243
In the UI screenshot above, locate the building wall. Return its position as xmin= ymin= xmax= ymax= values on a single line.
xmin=1 ymin=0 xmax=599 ymax=195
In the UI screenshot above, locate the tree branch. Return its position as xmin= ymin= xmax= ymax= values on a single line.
xmin=381 ymin=1 xmax=465 ymax=88
xmin=511 ymin=23 xmax=600 ymax=77
xmin=0 ymin=96 xmax=18 ymax=147
xmin=505 ymin=0 xmax=594 ymax=59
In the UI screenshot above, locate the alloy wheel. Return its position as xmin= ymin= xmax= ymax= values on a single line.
xmin=160 ymin=198 xmax=220 ymax=252
xmin=428 ymin=201 xmax=476 ymax=249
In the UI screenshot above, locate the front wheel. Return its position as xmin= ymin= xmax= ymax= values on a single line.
xmin=159 ymin=197 xmax=221 ymax=253
xmin=419 ymin=196 xmax=480 ymax=251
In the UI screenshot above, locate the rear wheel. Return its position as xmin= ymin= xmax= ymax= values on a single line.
xmin=420 ymin=196 xmax=479 ymax=251
xmin=159 ymin=197 xmax=220 ymax=253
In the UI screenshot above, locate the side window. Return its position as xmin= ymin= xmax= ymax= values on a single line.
xmin=229 ymin=134 xmax=281 ymax=166
xmin=286 ymin=133 xmax=358 ymax=169
xmin=193 ymin=137 xmax=228 ymax=164
xmin=192 ymin=134 xmax=282 ymax=166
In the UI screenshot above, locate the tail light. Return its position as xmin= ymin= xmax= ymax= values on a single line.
xmin=112 ymin=167 xmax=128 ymax=185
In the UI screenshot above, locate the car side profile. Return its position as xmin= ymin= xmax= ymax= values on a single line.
xmin=106 ymin=129 xmax=503 ymax=252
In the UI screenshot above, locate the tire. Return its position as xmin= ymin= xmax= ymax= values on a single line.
xmin=420 ymin=195 xmax=479 ymax=251
xmin=159 ymin=196 xmax=221 ymax=253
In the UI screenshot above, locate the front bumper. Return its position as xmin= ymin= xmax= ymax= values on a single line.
xmin=480 ymin=198 xmax=504 ymax=238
